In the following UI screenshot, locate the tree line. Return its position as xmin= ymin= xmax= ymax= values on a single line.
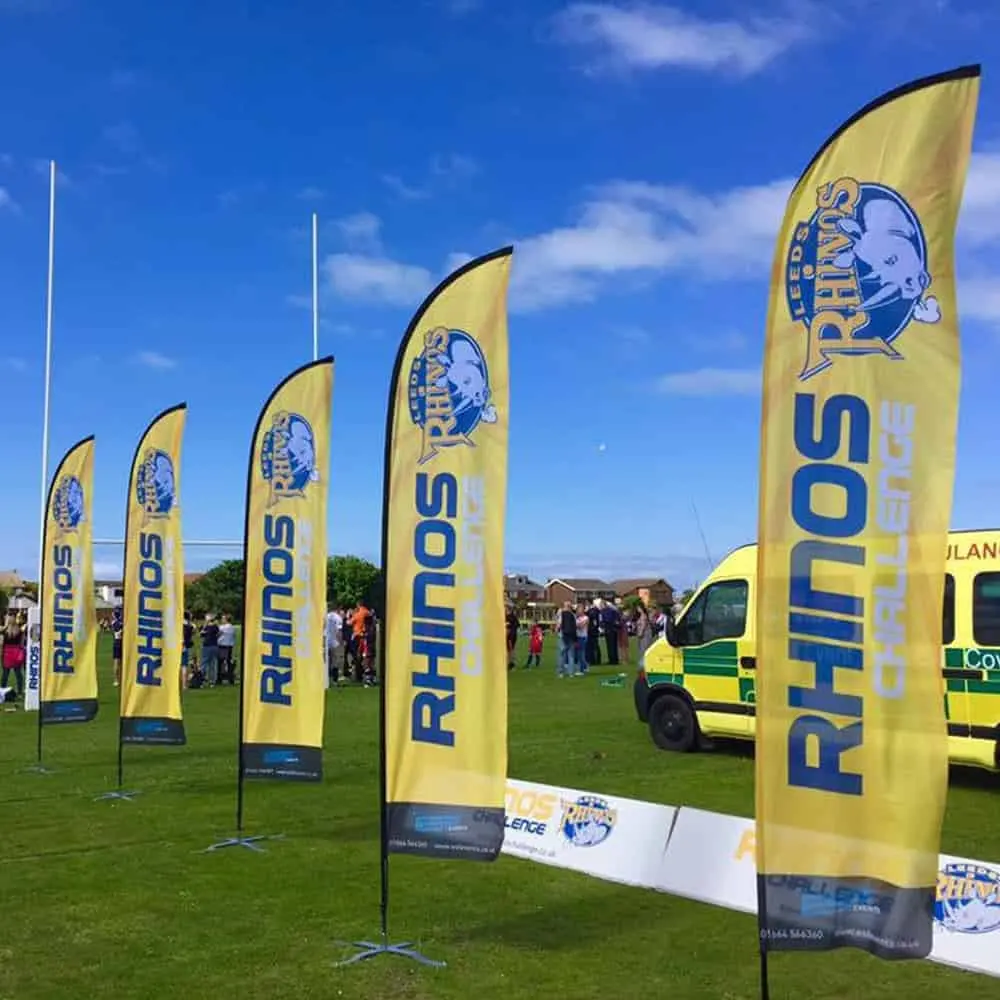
xmin=185 ymin=554 xmax=383 ymax=621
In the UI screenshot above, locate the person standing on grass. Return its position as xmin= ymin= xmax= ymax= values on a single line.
xmin=1 ymin=612 xmax=25 ymax=700
xmin=575 ymin=604 xmax=589 ymax=675
xmin=325 ymin=603 xmax=344 ymax=684
xmin=557 ymin=602 xmax=577 ymax=678
xmin=636 ymin=606 xmax=654 ymax=662
xmin=597 ymin=599 xmax=620 ymax=666
xmin=618 ymin=603 xmax=631 ymax=665
xmin=362 ymin=612 xmax=377 ymax=686
xmin=111 ymin=605 xmax=123 ymax=686
xmin=351 ymin=601 xmax=371 ymax=683
xmin=524 ymin=622 xmax=543 ymax=668
xmin=217 ymin=614 xmax=236 ymax=684
xmin=586 ymin=601 xmax=602 ymax=668
xmin=200 ymin=613 xmax=220 ymax=686
xmin=181 ymin=611 xmax=195 ymax=688
xmin=505 ymin=604 xmax=520 ymax=671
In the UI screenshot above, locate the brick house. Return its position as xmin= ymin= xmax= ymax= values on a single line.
xmin=612 ymin=578 xmax=675 ymax=609
xmin=503 ymin=574 xmax=545 ymax=603
xmin=545 ymin=578 xmax=617 ymax=608
xmin=504 ymin=574 xmax=555 ymax=623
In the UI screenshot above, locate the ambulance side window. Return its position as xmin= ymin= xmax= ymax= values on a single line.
xmin=973 ymin=572 xmax=1000 ymax=646
xmin=676 ymin=580 xmax=748 ymax=647
xmin=942 ymin=574 xmax=955 ymax=646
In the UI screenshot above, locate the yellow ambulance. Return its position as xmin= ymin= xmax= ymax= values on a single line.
xmin=634 ymin=529 xmax=1000 ymax=772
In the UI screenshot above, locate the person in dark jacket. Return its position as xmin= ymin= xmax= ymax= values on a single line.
xmin=505 ymin=605 xmax=520 ymax=671
xmin=557 ymin=602 xmax=578 ymax=677
xmin=200 ymin=614 xmax=220 ymax=686
xmin=181 ymin=611 xmax=195 ymax=688
xmin=111 ymin=606 xmax=123 ymax=687
xmin=586 ymin=603 xmax=602 ymax=667
xmin=599 ymin=599 xmax=620 ymax=666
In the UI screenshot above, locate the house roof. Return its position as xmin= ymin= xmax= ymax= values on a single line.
xmin=612 ymin=578 xmax=672 ymax=596
xmin=546 ymin=577 xmax=614 ymax=591
xmin=504 ymin=574 xmax=544 ymax=590
xmin=184 ymin=573 xmax=205 ymax=583
xmin=0 ymin=570 xmax=26 ymax=590
xmin=94 ymin=579 xmax=123 ymax=588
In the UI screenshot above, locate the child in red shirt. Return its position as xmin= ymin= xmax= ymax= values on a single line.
xmin=525 ymin=624 xmax=543 ymax=668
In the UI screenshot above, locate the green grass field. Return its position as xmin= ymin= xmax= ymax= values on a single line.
xmin=1 ymin=636 xmax=997 ymax=1000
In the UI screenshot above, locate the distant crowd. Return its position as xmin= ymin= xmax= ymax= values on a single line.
xmin=106 ymin=606 xmax=238 ymax=689
xmin=324 ymin=602 xmax=379 ymax=687
xmin=2 ymin=589 xmax=665 ymax=707
xmin=505 ymin=598 xmax=670 ymax=677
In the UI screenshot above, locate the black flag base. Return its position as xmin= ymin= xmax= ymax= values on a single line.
xmin=94 ymin=789 xmax=141 ymax=802
xmin=335 ymin=937 xmax=445 ymax=968
xmin=204 ymin=833 xmax=284 ymax=853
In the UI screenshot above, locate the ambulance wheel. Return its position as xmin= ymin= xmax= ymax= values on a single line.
xmin=648 ymin=694 xmax=697 ymax=752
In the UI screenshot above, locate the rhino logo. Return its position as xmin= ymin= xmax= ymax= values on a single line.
xmin=135 ymin=448 xmax=177 ymax=523
xmin=51 ymin=475 xmax=85 ymax=536
xmin=408 ymin=327 xmax=497 ymax=463
xmin=935 ymin=862 xmax=1000 ymax=935
xmin=786 ymin=177 xmax=940 ymax=381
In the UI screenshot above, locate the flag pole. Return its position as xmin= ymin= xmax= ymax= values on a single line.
xmin=311 ymin=212 xmax=319 ymax=362
xmin=28 ymin=160 xmax=57 ymax=775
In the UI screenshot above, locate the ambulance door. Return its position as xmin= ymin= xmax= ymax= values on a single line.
xmin=969 ymin=572 xmax=1000 ymax=750
xmin=941 ymin=574 xmax=971 ymax=743
xmin=674 ymin=578 xmax=750 ymax=737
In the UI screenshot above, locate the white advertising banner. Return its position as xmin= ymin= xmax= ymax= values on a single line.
xmin=660 ymin=807 xmax=1000 ymax=980
xmin=502 ymin=781 xmax=1000 ymax=980
xmin=501 ymin=778 xmax=676 ymax=891
xmin=24 ymin=605 xmax=41 ymax=712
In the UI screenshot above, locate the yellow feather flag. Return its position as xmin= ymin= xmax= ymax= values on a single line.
xmin=383 ymin=247 xmax=512 ymax=859
xmin=40 ymin=436 xmax=98 ymax=724
xmin=120 ymin=404 xmax=187 ymax=744
xmin=755 ymin=66 xmax=980 ymax=959
xmin=241 ymin=358 xmax=333 ymax=781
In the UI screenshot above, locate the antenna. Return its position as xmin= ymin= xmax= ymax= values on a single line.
xmin=691 ymin=500 xmax=715 ymax=573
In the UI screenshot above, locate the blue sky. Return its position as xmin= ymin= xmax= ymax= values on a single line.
xmin=2 ymin=0 xmax=1000 ymax=590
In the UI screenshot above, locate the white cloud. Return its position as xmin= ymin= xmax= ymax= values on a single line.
xmin=553 ymin=3 xmax=812 ymax=76
xmin=218 ymin=182 xmax=265 ymax=208
xmin=444 ymin=251 xmax=474 ymax=273
xmin=134 ymin=350 xmax=178 ymax=370
xmin=959 ymin=278 xmax=1000 ymax=324
xmin=381 ymin=155 xmax=477 ymax=201
xmin=656 ymin=366 xmax=761 ymax=396
xmin=958 ymin=152 xmax=1000 ymax=248
xmin=430 ymin=153 xmax=479 ymax=182
xmin=325 ymin=150 xmax=1000 ymax=314
xmin=509 ymin=176 xmax=790 ymax=309
xmin=335 ymin=211 xmax=383 ymax=252
xmin=324 ymin=254 xmax=434 ymax=307
xmin=381 ymin=173 xmax=428 ymax=201
xmin=0 ymin=186 xmax=18 ymax=212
